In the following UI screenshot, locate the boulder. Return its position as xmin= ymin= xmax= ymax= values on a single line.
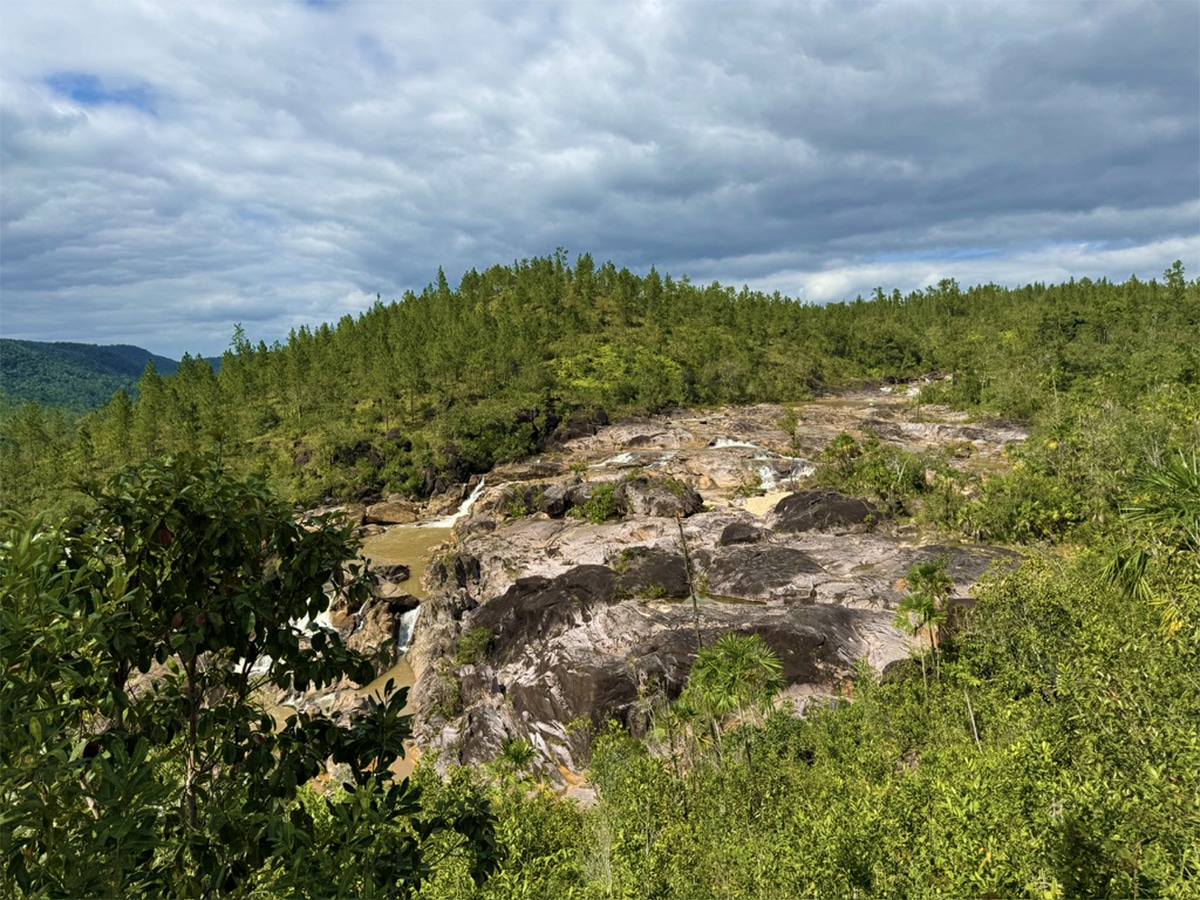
xmin=614 ymin=476 xmax=703 ymax=518
xmin=364 ymin=500 xmax=420 ymax=525
xmin=372 ymin=563 xmax=411 ymax=583
xmin=537 ymin=483 xmax=573 ymax=518
xmin=468 ymin=565 xmax=619 ymax=665
xmin=772 ymin=489 xmax=880 ymax=534
xmin=697 ymin=545 xmax=825 ymax=602
xmin=719 ymin=522 xmax=763 ymax=545
xmin=612 ymin=547 xmax=691 ymax=599
xmin=345 ymin=596 xmax=418 ymax=658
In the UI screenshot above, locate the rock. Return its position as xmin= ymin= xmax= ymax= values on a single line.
xmin=697 ymin=545 xmax=824 ymax=602
xmin=537 ymin=483 xmax=573 ymax=518
xmin=459 ymin=515 xmax=496 ymax=535
xmin=772 ymin=489 xmax=880 ymax=534
xmin=392 ymin=392 xmax=1032 ymax=773
xmin=553 ymin=409 xmax=609 ymax=443
xmin=460 ymin=664 xmax=503 ymax=701
xmin=345 ymin=596 xmax=418 ymax=658
xmin=368 ymin=563 xmax=413 ymax=601
xmin=509 ymin=654 xmax=641 ymax=735
xmin=684 ymin=451 xmax=760 ymax=490
xmin=373 ymin=563 xmax=411 ymax=583
xmin=905 ymin=543 xmax=1019 ymax=591
xmin=468 ymin=565 xmax=619 ymax=665
xmin=615 ymin=475 xmax=703 ymax=518
xmin=459 ymin=705 xmax=511 ymax=767
xmin=566 ymin=482 xmax=600 ymax=508
xmin=365 ymin=500 xmax=420 ymax=525
xmin=719 ymin=522 xmax=763 ymax=545
xmin=428 ymin=553 xmax=482 ymax=592
xmin=612 ymin=547 xmax=690 ymax=599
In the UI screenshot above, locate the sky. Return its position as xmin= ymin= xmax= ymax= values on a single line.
xmin=1 ymin=0 xmax=1197 ymax=360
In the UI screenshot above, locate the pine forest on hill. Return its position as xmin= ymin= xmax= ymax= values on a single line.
xmin=2 ymin=253 xmax=1196 ymax=529
xmin=2 ymin=253 xmax=1198 ymax=897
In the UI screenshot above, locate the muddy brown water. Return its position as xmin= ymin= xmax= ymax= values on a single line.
xmin=356 ymin=525 xmax=455 ymax=780
xmin=361 ymin=525 xmax=453 ymax=600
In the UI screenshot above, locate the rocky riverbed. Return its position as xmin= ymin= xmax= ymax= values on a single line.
xmin=292 ymin=388 xmax=1026 ymax=778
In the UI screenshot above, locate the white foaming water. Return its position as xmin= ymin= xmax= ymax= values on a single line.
xmin=756 ymin=460 xmax=814 ymax=491
xmin=424 ymin=478 xmax=487 ymax=528
xmin=712 ymin=438 xmax=760 ymax=450
xmin=293 ymin=607 xmax=335 ymax=636
xmin=395 ymin=607 xmax=420 ymax=653
xmin=599 ymin=452 xmax=638 ymax=467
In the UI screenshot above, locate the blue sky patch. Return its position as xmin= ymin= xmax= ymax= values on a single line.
xmin=45 ymin=72 xmax=155 ymax=114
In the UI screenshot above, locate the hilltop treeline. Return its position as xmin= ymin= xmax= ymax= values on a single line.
xmin=3 ymin=255 xmax=1198 ymax=897
xmin=1 ymin=253 xmax=1196 ymax=525
xmin=0 ymin=339 xmax=183 ymax=411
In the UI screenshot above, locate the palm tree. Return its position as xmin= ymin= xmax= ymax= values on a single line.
xmin=681 ymin=632 xmax=784 ymax=764
xmin=1124 ymin=450 xmax=1200 ymax=553
xmin=894 ymin=557 xmax=953 ymax=691
xmin=1104 ymin=451 xmax=1200 ymax=641
xmin=496 ymin=737 xmax=536 ymax=778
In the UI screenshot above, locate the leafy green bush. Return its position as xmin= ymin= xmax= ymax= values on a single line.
xmin=814 ymin=431 xmax=929 ymax=514
xmin=455 ymin=626 xmax=493 ymax=666
xmin=961 ymin=467 xmax=1086 ymax=542
xmin=0 ymin=454 xmax=496 ymax=898
xmin=576 ymin=482 xmax=620 ymax=524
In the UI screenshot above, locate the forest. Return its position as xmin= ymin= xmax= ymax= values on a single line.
xmin=2 ymin=254 xmax=1198 ymax=897
xmin=0 ymin=340 xmax=185 ymax=412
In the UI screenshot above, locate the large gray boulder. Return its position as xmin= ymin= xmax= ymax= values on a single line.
xmin=614 ymin=475 xmax=703 ymax=518
xmin=772 ymin=489 xmax=881 ymax=534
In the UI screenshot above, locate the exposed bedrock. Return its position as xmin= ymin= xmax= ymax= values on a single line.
xmin=401 ymin=393 xmax=1025 ymax=772
xmin=411 ymin=504 xmax=1015 ymax=771
xmin=771 ymin=489 xmax=881 ymax=534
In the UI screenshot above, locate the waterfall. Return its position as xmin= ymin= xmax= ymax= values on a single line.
xmin=423 ymin=477 xmax=486 ymax=528
xmin=395 ymin=606 xmax=420 ymax=654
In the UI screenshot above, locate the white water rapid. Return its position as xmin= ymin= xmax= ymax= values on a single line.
xmin=423 ymin=478 xmax=487 ymax=528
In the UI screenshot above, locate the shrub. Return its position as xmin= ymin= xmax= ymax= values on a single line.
xmin=577 ymin=482 xmax=620 ymax=524
xmin=455 ymin=626 xmax=493 ymax=666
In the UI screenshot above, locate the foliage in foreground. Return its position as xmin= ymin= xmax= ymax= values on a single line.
xmin=0 ymin=456 xmax=496 ymax=898
xmin=2 ymin=448 xmax=1198 ymax=898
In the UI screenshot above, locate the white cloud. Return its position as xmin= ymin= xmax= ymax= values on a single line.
xmin=1 ymin=0 xmax=1196 ymax=358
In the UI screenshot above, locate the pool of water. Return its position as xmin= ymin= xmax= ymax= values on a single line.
xmin=360 ymin=526 xmax=453 ymax=599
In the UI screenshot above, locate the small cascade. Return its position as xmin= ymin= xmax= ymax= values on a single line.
xmin=756 ymin=458 xmax=814 ymax=491
xmin=423 ymin=477 xmax=487 ymax=528
xmin=395 ymin=606 xmax=420 ymax=654
xmin=243 ymin=606 xmax=336 ymax=679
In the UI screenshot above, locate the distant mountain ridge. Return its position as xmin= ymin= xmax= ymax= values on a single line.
xmin=0 ymin=339 xmax=207 ymax=411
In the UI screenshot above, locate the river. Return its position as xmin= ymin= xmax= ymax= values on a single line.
xmin=353 ymin=480 xmax=486 ymax=777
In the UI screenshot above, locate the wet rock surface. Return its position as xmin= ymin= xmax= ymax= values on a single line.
xmin=404 ymin=389 xmax=1024 ymax=772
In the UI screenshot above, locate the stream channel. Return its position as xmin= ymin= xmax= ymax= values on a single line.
xmin=351 ymin=481 xmax=486 ymax=774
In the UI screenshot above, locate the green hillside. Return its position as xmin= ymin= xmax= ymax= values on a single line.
xmin=1 ymin=255 xmax=1196 ymax=520
xmin=1 ymin=254 xmax=1197 ymax=897
xmin=0 ymin=339 xmax=181 ymax=410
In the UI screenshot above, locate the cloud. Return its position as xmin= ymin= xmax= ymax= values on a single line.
xmin=1 ymin=0 xmax=1196 ymax=358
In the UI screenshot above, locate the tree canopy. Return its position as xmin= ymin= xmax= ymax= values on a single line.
xmin=0 ymin=455 xmax=496 ymax=898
